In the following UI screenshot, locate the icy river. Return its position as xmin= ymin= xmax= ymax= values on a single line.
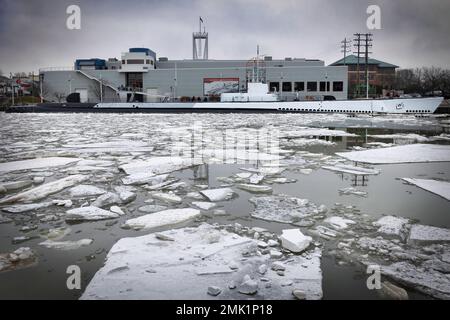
xmin=0 ymin=112 xmax=449 ymax=300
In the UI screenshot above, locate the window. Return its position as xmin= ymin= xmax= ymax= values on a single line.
xmin=333 ymin=81 xmax=344 ymax=92
xmin=282 ymin=82 xmax=292 ymax=92
xmin=122 ymin=60 xmax=126 ymax=64
xmin=294 ymin=82 xmax=304 ymax=91
xmin=319 ymin=82 xmax=331 ymax=92
xmin=269 ymin=82 xmax=280 ymax=92
xmin=127 ymin=59 xmax=145 ymax=64
xmin=307 ymin=82 xmax=317 ymax=92
xmin=146 ymin=60 xmax=150 ymax=64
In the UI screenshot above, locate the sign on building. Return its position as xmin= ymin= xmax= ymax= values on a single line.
xmin=203 ymin=78 xmax=239 ymax=96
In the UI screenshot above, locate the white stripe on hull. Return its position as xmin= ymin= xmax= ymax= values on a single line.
xmin=95 ymin=97 xmax=443 ymax=114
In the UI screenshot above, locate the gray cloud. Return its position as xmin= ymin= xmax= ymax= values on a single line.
xmin=1 ymin=0 xmax=449 ymax=75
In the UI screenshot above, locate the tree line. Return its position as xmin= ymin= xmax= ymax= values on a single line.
xmin=395 ymin=67 xmax=450 ymax=98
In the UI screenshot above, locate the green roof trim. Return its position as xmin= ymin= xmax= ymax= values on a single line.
xmin=330 ymin=55 xmax=399 ymax=68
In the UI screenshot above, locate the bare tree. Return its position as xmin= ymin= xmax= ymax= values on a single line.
xmin=53 ymin=92 xmax=66 ymax=103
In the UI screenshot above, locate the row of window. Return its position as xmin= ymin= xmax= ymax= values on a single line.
xmin=278 ymin=108 xmax=372 ymax=113
xmin=277 ymin=109 xmax=432 ymax=113
xmin=121 ymin=59 xmax=154 ymax=65
xmin=406 ymin=110 xmax=432 ymax=113
xmin=269 ymin=81 xmax=344 ymax=93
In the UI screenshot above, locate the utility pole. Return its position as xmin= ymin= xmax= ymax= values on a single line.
xmin=353 ymin=33 xmax=362 ymax=98
xmin=10 ymin=73 xmax=14 ymax=106
xmin=341 ymin=38 xmax=351 ymax=65
xmin=364 ymin=33 xmax=373 ymax=99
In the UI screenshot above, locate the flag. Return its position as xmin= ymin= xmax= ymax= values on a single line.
xmin=199 ymin=16 xmax=203 ymax=23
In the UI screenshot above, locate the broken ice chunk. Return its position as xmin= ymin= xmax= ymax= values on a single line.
xmin=69 ymin=185 xmax=107 ymax=197
xmin=91 ymin=192 xmax=121 ymax=208
xmin=249 ymin=194 xmax=322 ymax=224
xmin=200 ymin=188 xmax=235 ymax=202
xmin=0 ymin=157 xmax=81 ymax=173
xmin=123 ymin=208 xmax=201 ymax=230
xmin=324 ymin=216 xmax=356 ymax=230
xmin=0 ymin=180 xmax=33 ymax=192
xmin=0 ymin=175 xmax=88 ymax=204
xmin=39 ymin=239 xmax=93 ymax=250
xmin=408 ymin=224 xmax=450 ymax=245
xmin=237 ymin=184 xmax=272 ymax=193
xmin=2 ymin=202 xmax=53 ymax=213
xmin=280 ymin=229 xmax=312 ymax=253
xmin=119 ymin=157 xmax=193 ymax=175
xmin=151 ymin=192 xmax=182 ymax=204
xmin=373 ymin=216 xmax=410 ymax=239
xmin=65 ymin=206 xmax=120 ymax=221
xmin=192 ymin=202 xmax=217 ymax=210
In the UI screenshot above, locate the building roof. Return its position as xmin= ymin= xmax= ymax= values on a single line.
xmin=329 ymin=55 xmax=399 ymax=68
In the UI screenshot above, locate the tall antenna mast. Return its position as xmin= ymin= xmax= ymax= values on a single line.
xmin=193 ymin=17 xmax=208 ymax=60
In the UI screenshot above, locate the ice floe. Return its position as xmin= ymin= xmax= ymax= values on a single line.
xmin=69 ymin=185 xmax=107 ymax=197
xmin=119 ymin=157 xmax=193 ymax=175
xmin=2 ymin=202 xmax=54 ymax=213
xmin=249 ymin=194 xmax=325 ymax=224
xmin=382 ymin=262 xmax=450 ymax=300
xmin=0 ymin=247 xmax=37 ymax=273
xmin=336 ymin=144 xmax=450 ymax=164
xmin=279 ymin=229 xmax=312 ymax=253
xmin=0 ymin=180 xmax=33 ymax=192
xmin=65 ymin=206 xmax=120 ymax=221
xmin=237 ymin=184 xmax=273 ymax=193
xmin=123 ymin=208 xmax=201 ymax=230
xmin=373 ymin=216 xmax=410 ymax=239
xmin=0 ymin=175 xmax=88 ymax=204
xmin=322 ymin=164 xmax=380 ymax=175
xmin=192 ymin=202 xmax=217 ymax=210
xmin=324 ymin=216 xmax=356 ymax=230
xmin=0 ymin=157 xmax=81 ymax=173
xmin=39 ymin=239 xmax=93 ymax=250
xmin=402 ymin=178 xmax=450 ymax=201
xmin=408 ymin=224 xmax=450 ymax=244
xmin=151 ymin=192 xmax=182 ymax=204
xmin=200 ymin=188 xmax=235 ymax=202
xmin=81 ymin=224 xmax=322 ymax=299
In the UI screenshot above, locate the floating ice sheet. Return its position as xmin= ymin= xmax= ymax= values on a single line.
xmin=0 ymin=175 xmax=88 ymax=204
xmin=402 ymin=178 xmax=450 ymax=201
xmin=0 ymin=157 xmax=81 ymax=173
xmin=119 ymin=157 xmax=194 ymax=175
xmin=249 ymin=194 xmax=325 ymax=224
xmin=81 ymin=224 xmax=322 ymax=300
xmin=336 ymin=144 xmax=450 ymax=164
xmin=322 ymin=164 xmax=380 ymax=175
xmin=123 ymin=208 xmax=201 ymax=230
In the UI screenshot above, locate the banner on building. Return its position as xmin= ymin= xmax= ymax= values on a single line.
xmin=203 ymin=78 xmax=239 ymax=96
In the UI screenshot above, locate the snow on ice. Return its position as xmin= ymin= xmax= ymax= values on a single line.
xmin=336 ymin=144 xmax=450 ymax=164
xmin=81 ymin=224 xmax=322 ymax=300
xmin=402 ymin=178 xmax=450 ymax=201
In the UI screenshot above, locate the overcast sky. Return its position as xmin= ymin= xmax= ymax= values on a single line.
xmin=1 ymin=0 xmax=449 ymax=75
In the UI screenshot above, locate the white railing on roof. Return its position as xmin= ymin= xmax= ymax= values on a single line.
xmin=39 ymin=66 xmax=74 ymax=72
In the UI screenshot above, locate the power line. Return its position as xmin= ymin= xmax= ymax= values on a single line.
xmin=353 ymin=33 xmax=373 ymax=98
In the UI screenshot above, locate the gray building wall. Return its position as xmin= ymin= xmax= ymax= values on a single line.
xmin=41 ymin=59 xmax=348 ymax=102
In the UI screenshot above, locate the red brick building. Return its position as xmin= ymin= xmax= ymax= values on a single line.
xmin=330 ymin=55 xmax=398 ymax=98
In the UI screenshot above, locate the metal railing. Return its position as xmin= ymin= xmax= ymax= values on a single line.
xmin=39 ymin=66 xmax=74 ymax=72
